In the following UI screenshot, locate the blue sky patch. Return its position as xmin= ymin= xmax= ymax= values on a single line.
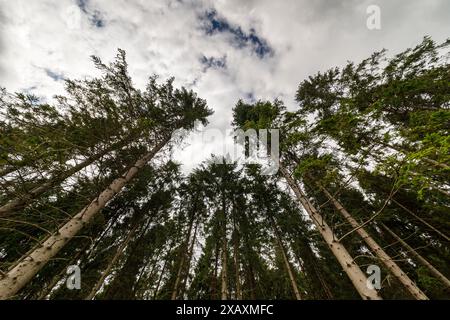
xmin=201 ymin=9 xmax=273 ymax=59
xmin=44 ymin=69 xmax=64 ymax=81
xmin=75 ymin=0 xmax=105 ymax=28
xmin=200 ymin=55 xmax=227 ymax=71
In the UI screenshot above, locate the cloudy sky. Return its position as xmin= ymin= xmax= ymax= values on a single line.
xmin=0 ymin=0 xmax=449 ymax=172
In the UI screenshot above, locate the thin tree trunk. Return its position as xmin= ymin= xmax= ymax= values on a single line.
xmin=153 ymin=248 xmax=171 ymax=300
xmin=85 ymin=213 xmax=121 ymax=261
xmin=232 ymin=227 xmax=242 ymax=300
xmin=85 ymin=221 xmax=140 ymax=300
xmin=220 ymin=210 xmax=228 ymax=300
xmin=380 ymin=223 xmax=450 ymax=290
xmin=101 ymin=211 xmax=154 ymax=300
xmin=0 ymin=135 xmax=135 ymax=217
xmin=279 ymin=164 xmax=381 ymax=300
xmin=247 ymin=263 xmax=257 ymax=300
xmin=241 ymin=211 xmax=257 ymax=300
xmin=180 ymin=222 xmax=199 ymax=298
xmin=233 ymin=237 xmax=242 ymax=300
xmin=220 ymin=177 xmax=228 ymax=301
xmin=306 ymin=246 xmax=334 ymax=299
xmin=293 ymin=238 xmax=334 ymax=299
xmin=0 ymin=135 xmax=170 ymax=300
xmin=270 ymin=216 xmax=302 ymax=300
xmin=133 ymin=249 xmax=161 ymax=298
xmin=221 ymin=235 xmax=228 ymax=300
xmin=171 ymin=213 xmax=195 ymax=300
xmin=211 ymin=243 xmax=219 ymax=300
xmin=316 ymin=182 xmax=428 ymax=300
xmin=391 ymin=198 xmax=450 ymax=242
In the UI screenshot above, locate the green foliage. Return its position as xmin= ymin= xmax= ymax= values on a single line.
xmin=2 ymin=37 xmax=449 ymax=300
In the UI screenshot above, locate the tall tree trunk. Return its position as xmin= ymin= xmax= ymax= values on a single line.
xmin=241 ymin=211 xmax=257 ymax=300
xmin=171 ymin=213 xmax=195 ymax=300
xmin=246 ymin=262 xmax=257 ymax=300
xmin=220 ymin=177 xmax=228 ymax=300
xmin=221 ymin=235 xmax=228 ymax=300
xmin=233 ymin=236 xmax=242 ymax=300
xmin=0 ymin=135 xmax=170 ymax=300
xmin=316 ymin=182 xmax=428 ymax=300
xmin=180 ymin=222 xmax=199 ymax=298
xmin=380 ymin=223 xmax=450 ymax=290
xmin=270 ymin=216 xmax=302 ymax=300
xmin=85 ymin=220 xmax=140 ymax=300
xmin=220 ymin=210 xmax=228 ymax=300
xmin=279 ymin=164 xmax=382 ymax=300
xmin=391 ymin=198 xmax=450 ymax=242
xmin=210 ymin=243 xmax=219 ymax=300
xmin=0 ymin=135 xmax=135 ymax=217
xmin=153 ymin=248 xmax=171 ymax=300
xmin=102 ymin=213 xmax=154 ymax=300
xmin=232 ymin=227 xmax=242 ymax=300
xmin=133 ymin=249 xmax=161 ymax=298
xmin=296 ymin=241 xmax=334 ymax=299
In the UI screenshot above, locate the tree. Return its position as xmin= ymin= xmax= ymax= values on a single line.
xmin=0 ymin=50 xmax=212 ymax=300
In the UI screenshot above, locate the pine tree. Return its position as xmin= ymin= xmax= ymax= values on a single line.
xmin=0 ymin=51 xmax=212 ymax=300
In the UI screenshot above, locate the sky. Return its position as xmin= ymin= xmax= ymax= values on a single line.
xmin=0 ymin=0 xmax=449 ymax=173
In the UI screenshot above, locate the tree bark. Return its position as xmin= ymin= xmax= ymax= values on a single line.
xmin=180 ymin=222 xmax=198 ymax=298
xmin=380 ymin=223 xmax=450 ymax=290
xmin=220 ymin=176 xmax=228 ymax=301
xmin=221 ymin=236 xmax=228 ymax=300
xmin=391 ymin=198 xmax=450 ymax=242
xmin=0 ymin=135 xmax=170 ymax=300
xmin=0 ymin=135 xmax=136 ymax=217
xmin=133 ymin=249 xmax=161 ymax=298
xmin=316 ymin=182 xmax=428 ymax=300
xmin=171 ymin=213 xmax=195 ymax=300
xmin=279 ymin=164 xmax=382 ymax=300
xmin=232 ymin=227 xmax=242 ymax=300
xmin=36 ymin=241 xmax=90 ymax=300
xmin=210 ymin=243 xmax=219 ymax=300
xmin=152 ymin=247 xmax=171 ymax=300
xmin=297 ymin=242 xmax=334 ymax=299
xmin=270 ymin=216 xmax=302 ymax=300
xmin=85 ymin=221 xmax=140 ymax=300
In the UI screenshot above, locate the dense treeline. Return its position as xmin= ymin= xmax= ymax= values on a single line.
xmin=0 ymin=37 xmax=448 ymax=300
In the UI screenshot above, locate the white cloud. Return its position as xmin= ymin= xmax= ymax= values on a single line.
xmin=0 ymin=0 xmax=448 ymax=173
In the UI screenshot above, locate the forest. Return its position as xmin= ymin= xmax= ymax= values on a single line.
xmin=0 ymin=36 xmax=449 ymax=300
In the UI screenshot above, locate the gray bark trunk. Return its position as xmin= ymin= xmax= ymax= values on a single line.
xmin=85 ymin=221 xmax=140 ymax=300
xmin=272 ymin=220 xmax=302 ymax=300
xmin=381 ymin=223 xmax=450 ymax=290
xmin=0 ymin=135 xmax=170 ymax=300
xmin=279 ymin=164 xmax=381 ymax=300
xmin=0 ymin=136 xmax=134 ymax=217
xmin=391 ymin=198 xmax=449 ymax=242
xmin=317 ymin=183 xmax=428 ymax=300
